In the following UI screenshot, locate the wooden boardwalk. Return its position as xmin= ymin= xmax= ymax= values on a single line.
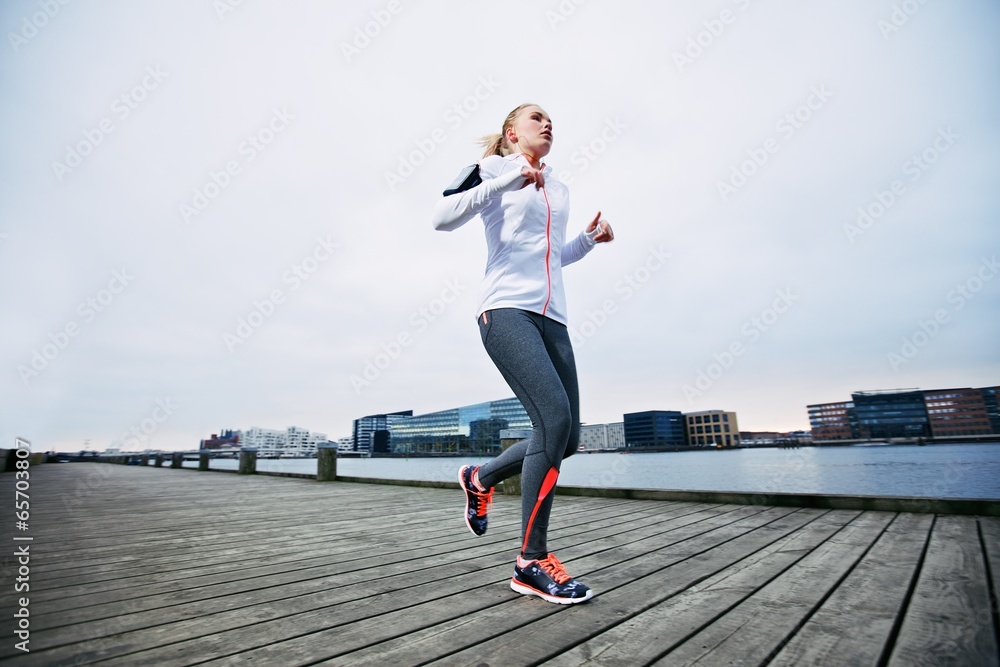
xmin=1 ymin=463 xmax=998 ymax=666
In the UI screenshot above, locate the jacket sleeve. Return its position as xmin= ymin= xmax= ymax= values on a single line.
xmin=561 ymin=229 xmax=598 ymax=266
xmin=431 ymin=162 xmax=524 ymax=232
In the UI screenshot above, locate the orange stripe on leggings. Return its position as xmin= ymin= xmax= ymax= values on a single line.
xmin=521 ymin=467 xmax=559 ymax=554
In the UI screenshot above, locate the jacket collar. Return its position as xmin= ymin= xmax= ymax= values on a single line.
xmin=505 ymin=152 xmax=552 ymax=176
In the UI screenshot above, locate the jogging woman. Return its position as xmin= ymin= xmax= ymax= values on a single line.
xmin=431 ymin=103 xmax=614 ymax=604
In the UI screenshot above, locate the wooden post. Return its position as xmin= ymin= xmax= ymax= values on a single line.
xmin=141 ymin=453 xmax=149 ymax=466
xmin=170 ymin=452 xmax=183 ymax=468
xmin=317 ymin=443 xmax=338 ymax=482
xmin=154 ymin=454 xmax=164 ymax=467
xmin=198 ymin=451 xmax=210 ymax=471
xmin=239 ymin=447 xmax=258 ymax=475
xmin=1 ymin=450 xmax=14 ymax=472
xmin=499 ymin=429 xmax=532 ymax=496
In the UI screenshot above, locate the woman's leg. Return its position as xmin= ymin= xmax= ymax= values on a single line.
xmin=475 ymin=308 xmax=579 ymax=559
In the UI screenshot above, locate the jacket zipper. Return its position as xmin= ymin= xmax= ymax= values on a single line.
xmin=541 ymin=186 xmax=552 ymax=316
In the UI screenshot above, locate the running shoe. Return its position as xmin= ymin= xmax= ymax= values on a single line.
xmin=459 ymin=465 xmax=493 ymax=536
xmin=511 ymin=553 xmax=593 ymax=604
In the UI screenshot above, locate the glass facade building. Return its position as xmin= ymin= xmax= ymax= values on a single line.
xmin=386 ymin=397 xmax=532 ymax=455
xmin=623 ymin=411 xmax=685 ymax=448
xmin=809 ymin=386 xmax=1000 ymax=442
xmin=851 ymin=390 xmax=930 ymax=439
xmin=982 ymin=387 xmax=1000 ymax=435
xmin=353 ymin=410 xmax=413 ymax=454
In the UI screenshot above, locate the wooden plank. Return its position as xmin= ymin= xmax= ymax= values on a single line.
xmin=646 ymin=510 xmax=896 ymax=666
xmin=9 ymin=500 xmax=731 ymax=664
xmin=359 ymin=510 xmax=856 ymax=667
xmin=27 ymin=478 xmax=637 ymax=603
xmin=978 ymin=516 xmax=1000 ymax=638
xmin=87 ymin=506 xmax=778 ymax=666
xmin=26 ymin=494 xmax=665 ymax=615
xmin=4 ymin=459 xmax=996 ymax=667
xmin=767 ymin=512 xmax=934 ymax=667
xmin=538 ymin=510 xmax=859 ymax=667
xmin=887 ymin=515 xmax=999 ymax=667
xmin=335 ymin=508 xmax=812 ymax=667
xmin=27 ymin=497 xmax=684 ymax=637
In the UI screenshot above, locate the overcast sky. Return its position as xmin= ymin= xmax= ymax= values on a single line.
xmin=2 ymin=1 xmax=998 ymax=452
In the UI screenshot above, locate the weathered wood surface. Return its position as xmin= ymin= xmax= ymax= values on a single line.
xmin=0 ymin=463 xmax=997 ymax=666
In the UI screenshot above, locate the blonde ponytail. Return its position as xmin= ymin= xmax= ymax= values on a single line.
xmin=479 ymin=133 xmax=507 ymax=158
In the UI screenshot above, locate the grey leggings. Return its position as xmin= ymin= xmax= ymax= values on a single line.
xmin=475 ymin=308 xmax=580 ymax=560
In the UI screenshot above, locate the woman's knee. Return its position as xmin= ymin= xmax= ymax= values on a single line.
xmin=561 ymin=421 xmax=581 ymax=460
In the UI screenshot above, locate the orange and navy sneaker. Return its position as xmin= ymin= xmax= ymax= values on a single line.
xmin=511 ymin=553 xmax=593 ymax=604
xmin=459 ymin=465 xmax=493 ymax=536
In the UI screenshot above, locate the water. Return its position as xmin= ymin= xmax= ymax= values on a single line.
xmin=188 ymin=443 xmax=1000 ymax=499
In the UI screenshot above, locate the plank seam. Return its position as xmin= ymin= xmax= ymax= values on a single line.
xmin=641 ymin=509 xmax=856 ymax=666
xmin=757 ymin=511 xmax=900 ymax=667
xmin=875 ymin=513 xmax=936 ymax=667
xmin=405 ymin=507 xmax=800 ymax=667
xmin=976 ymin=517 xmax=1000 ymax=663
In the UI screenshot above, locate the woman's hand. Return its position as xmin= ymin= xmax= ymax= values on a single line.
xmin=586 ymin=211 xmax=615 ymax=243
xmin=520 ymin=166 xmax=546 ymax=189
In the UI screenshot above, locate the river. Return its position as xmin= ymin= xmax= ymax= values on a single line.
xmin=189 ymin=442 xmax=1000 ymax=499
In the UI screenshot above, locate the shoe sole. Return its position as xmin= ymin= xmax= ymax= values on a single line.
xmin=510 ymin=578 xmax=594 ymax=604
xmin=459 ymin=466 xmax=483 ymax=536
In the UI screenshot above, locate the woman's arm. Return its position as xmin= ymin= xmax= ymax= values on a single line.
xmin=431 ymin=168 xmax=525 ymax=232
xmin=562 ymin=212 xmax=614 ymax=266
xmin=561 ymin=229 xmax=598 ymax=266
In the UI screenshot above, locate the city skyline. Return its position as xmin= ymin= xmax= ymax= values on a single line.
xmin=3 ymin=2 xmax=998 ymax=452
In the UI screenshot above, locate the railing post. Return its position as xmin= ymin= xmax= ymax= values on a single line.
xmin=317 ymin=443 xmax=338 ymax=482
xmin=499 ymin=429 xmax=531 ymax=496
xmin=198 ymin=451 xmax=210 ymax=471
xmin=170 ymin=452 xmax=183 ymax=469
xmin=239 ymin=447 xmax=258 ymax=475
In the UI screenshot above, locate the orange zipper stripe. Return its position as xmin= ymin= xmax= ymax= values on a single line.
xmin=541 ymin=186 xmax=552 ymax=316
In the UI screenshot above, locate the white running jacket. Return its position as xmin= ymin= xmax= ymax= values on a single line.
xmin=431 ymin=153 xmax=596 ymax=326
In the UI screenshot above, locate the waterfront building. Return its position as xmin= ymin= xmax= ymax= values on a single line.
xmin=684 ymin=410 xmax=740 ymax=447
xmin=336 ymin=437 xmax=354 ymax=454
xmin=353 ymin=411 xmax=413 ymax=454
xmin=807 ymin=401 xmax=859 ymax=440
xmin=387 ymin=397 xmax=531 ymax=455
xmin=200 ymin=429 xmax=240 ymax=450
xmin=808 ymin=385 xmax=1000 ymax=442
xmin=607 ymin=422 xmax=625 ymax=449
xmin=241 ymin=426 xmax=326 ymax=457
xmin=623 ymin=411 xmax=685 ymax=448
xmin=851 ymin=389 xmax=930 ymax=439
xmin=578 ymin=422 xmax=626 ymax=451
xmin=923 ymin=388 xmax=993 ymax=438
xmin=241 ymin=427 xmax=286 ymax=455
xmin=579 ymin=424 xmax=608 ymax=451
xmin=981 ymin=386 xmax=1000 ymax=435
xmin=286 ymin=426 xmax=310 ymax=455
xmin=579 ymin=424 xmax=603 ymax=451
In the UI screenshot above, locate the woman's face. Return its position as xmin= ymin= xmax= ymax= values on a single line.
xmin=508 ymin=106 xmax=553 ymax=160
